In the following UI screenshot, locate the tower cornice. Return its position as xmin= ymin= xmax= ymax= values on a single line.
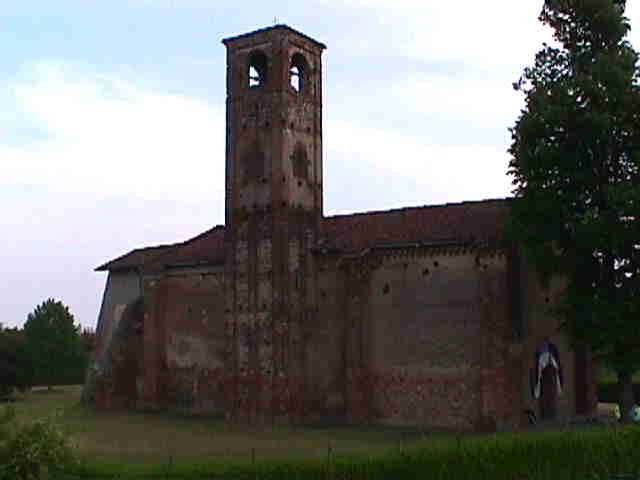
xmin=222 ymin=24 xmax=326 ymax=50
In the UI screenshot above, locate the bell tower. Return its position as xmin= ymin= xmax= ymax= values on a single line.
xmin=222 ymin=25 xmax=325 ymax=422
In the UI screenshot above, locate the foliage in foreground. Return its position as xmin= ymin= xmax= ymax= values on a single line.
xmin=508 ymin=0 xmax=640 ymax=416
xmin=56 ymin=425 xmax=640 ymax=480
xmin=0 ymin=406 xmax=75 ymax=480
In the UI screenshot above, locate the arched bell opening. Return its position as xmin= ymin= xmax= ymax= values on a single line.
xmin=289 ymin=52 xmax=308 ymax=93
xmin=248 ymin=50 xmax=268 ymax=88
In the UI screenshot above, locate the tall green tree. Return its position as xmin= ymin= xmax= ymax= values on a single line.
xmin=0 ymin=327 xmax=33 ymax=396
xmin=23 ymin=299 xmax=85 ymax=389
xmin=509 ymin=0 xmax=640 ymax=420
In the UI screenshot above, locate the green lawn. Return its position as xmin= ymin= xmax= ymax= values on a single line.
xmin=7 ymin=386 xmax=455 ymax=465
xmin=4 ymin=386 xmax=638 ymax=480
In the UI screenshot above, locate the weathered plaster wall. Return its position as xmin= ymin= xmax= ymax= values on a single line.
xmin=94 ymin=297 xmax=145 ymax=410
xmin=95 ymin=271 xmax=141 ymax=361
xmin=144 ymin=267 xmax=227 ymax=415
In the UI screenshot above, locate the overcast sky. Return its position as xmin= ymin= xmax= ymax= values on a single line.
xmin=2 ymin=1 xmax=639 ymax=329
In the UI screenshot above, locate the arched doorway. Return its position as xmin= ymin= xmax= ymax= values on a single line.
xmin=539 ymin=364 xmax=558 ymax=420
xmin=531 ymin=340 xmax=563 ymax=421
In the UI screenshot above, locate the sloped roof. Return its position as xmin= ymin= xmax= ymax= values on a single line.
xmin=96 ymin=199 xmax=511 ymax=272
xmin=145 ymin=225 xmax=225 ymax=270
xmin=94 ymin=226 xmax=224 ymax=272
xmin=94 ymin=244 xmax=176 ymax=272
xmin=319 ymin=198 xmax=511 ymax=253
xmin=222 ymin=24 xmax=326 ymax=49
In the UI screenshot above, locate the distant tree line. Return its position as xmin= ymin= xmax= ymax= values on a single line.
xmin=0 ymin=299 xmax=95 ymax=396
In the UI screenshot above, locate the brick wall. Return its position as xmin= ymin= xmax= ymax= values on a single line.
xmin=159 ymin=268 xmax=227 ymax=415
xmin=359 ymin=251 xmax=485 ymax=429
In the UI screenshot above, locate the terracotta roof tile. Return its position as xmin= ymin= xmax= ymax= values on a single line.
xmin=319 ymin=198 xmax=511 ymax=252
xmin=146 ymin=225 xmax=225 ymax=270
xmin=94 ymin=244 xmax=176 ymax=272
xmin=96 ymin=199 xmax=511 ymax=272
xmin=222 ymin=24 xmax=326 ymax=49
xmin=94 ymin=226 xmax=225 ymax=272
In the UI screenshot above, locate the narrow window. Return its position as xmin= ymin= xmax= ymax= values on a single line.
xmin=248 ymin=51 xmax=268 ymax=88
xmin=289 ymin=53 xmax=308 ymax=93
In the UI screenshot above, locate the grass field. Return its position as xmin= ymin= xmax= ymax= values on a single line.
xmin=6 ymin=386 xmax=457 ymax=466
xmin=4 ymin=386 xmax=639 ymax=479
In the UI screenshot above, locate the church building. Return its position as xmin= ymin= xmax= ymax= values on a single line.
xmin=89 ymin=25 xmax=597 ymax=431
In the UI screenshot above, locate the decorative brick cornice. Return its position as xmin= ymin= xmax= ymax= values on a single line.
xmin=336 ymin=240 xmax=509 ymax=278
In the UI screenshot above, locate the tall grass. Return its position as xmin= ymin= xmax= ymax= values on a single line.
xmin=57 ymin=425 xmax=640 ymax=480
xmin=13 ymin=386 xmax=640 ymax=479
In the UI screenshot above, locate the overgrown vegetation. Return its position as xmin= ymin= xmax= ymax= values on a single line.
xmin=55 ymin=425 xmax=640 ymax=480
xmin=0 ymin=326 xmax=33 ymax=397
xmin=0 ymin=406 xmax=75 ymax=480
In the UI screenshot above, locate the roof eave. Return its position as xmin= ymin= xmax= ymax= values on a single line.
xmin=222 ymin=24 xmax=326 ymax=49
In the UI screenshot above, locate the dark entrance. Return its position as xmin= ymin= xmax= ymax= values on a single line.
xmin=539 ymin=365 xmax=558 ymax=420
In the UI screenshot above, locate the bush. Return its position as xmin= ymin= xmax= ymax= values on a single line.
xmin=0 ymin=406 xmax=76 ymax=479
xmin=598 ymin=382 xmax=640 ymax=404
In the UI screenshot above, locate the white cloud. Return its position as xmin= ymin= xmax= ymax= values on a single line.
xmin=626 ymin=2 xmax=640 ymax=48
xmin=319 ymin=0 xmax=640 ymax=74
xmin=325 ymin=118 xmax=512 ymax=206
xmin=0 ymin=186 xmax=223 ymax=329
xmin=388 ymin=71 xmax=521 ymax=127
xmin=315 ymin=0 xmax=550 ymax=71
xmin=2 ymin=61 xmax=225 ymax=201
xmin=396 ymin=2 xmax=549 ymax=68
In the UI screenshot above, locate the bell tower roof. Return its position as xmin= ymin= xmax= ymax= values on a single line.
xmin=222 ymin=24 xmax=326 ymax=50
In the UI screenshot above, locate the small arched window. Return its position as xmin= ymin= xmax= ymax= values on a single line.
xmin=291 ymin=142 xmax=308 ymax=179
xmin=289 ymin=53 xmax=308 ymax=93
xmin=248 ymin=51 xmax=268 ymax=88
